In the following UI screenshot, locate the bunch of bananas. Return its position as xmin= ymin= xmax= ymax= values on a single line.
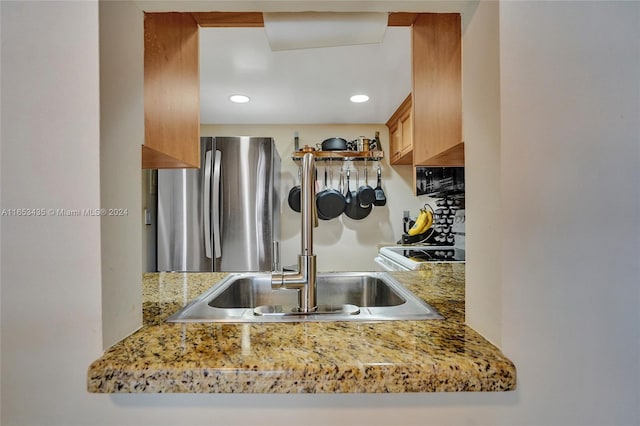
xmin=407 ymin=208 xmax=434 ymax=236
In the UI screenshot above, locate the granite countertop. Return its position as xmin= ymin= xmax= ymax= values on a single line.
xmin=87 ymin=264 xmax=516 ymax=393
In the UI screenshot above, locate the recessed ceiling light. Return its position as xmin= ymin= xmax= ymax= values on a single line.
xmin=350 ymin=94 xmax=370 ymax=103
xmin=229 ymin=94 xmax=250 ymax=103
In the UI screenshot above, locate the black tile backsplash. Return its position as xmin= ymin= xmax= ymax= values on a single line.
xmin=415 ymin=167 xmax=465 ymax=197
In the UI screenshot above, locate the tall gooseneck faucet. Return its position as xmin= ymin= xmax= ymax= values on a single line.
xmin=271 ymin=152 xmax=318 ymax=313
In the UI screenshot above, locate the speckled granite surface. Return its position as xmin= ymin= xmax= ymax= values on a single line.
xmin=88 ymin=264 xmax=516 ymax=393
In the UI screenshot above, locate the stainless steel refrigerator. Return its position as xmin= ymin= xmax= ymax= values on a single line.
xmin=157 ymin=136 xmax=281 ymax=272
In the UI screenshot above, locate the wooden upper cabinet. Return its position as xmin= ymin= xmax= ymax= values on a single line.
xmin=386 ymin=94 xmax=413 ymax=165
xmin=412 ymin=13 xmax=464 ymax=166
xmin=142 ymin=13 xmax=200 ymax=169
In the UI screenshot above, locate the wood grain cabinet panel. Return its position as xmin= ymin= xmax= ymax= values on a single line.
xmin=142 ymin=13 xmax=200 ymax=169
xmin=411 ymin=13 xmax=464 ymax=167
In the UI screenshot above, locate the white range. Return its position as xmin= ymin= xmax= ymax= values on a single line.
xmin=375 ymin=245 xmax=465 ymax=271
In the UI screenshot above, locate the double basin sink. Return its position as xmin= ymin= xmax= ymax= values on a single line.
xmin=167 ymin=271 xmax=443 ymax=323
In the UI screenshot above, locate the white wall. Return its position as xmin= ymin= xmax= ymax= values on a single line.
xmin=1 ymin=1 xmax=639 ymax=426
xmin=201 ymin=124 xmax=429 ymax=272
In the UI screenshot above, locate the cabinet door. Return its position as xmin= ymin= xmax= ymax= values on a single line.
xmin=389 ymin=125 xmax=402 ymax=164
xmin=387 ymin=94 xmax=413 ymax=165
xmin=400 ymin=112 xmax=413 ymax=156
xmin=142 ymin=13 xmax=200 ymax=169
xmin=412 ymin=14 xmax=464 ymax=166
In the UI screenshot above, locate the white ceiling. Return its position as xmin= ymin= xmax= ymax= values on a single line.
xmin=199 ymin=26 xmax=412 ymax=124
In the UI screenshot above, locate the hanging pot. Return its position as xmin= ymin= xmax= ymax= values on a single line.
xmin=357 ymin=166 xmax=376 ymax=207
xmin=287 ymin=167 xmax=301 ymax=212
xmin=316 ymin=167 xmax=345 ymax=220
xmin=344 ymin=168 xmax=372 ymax=220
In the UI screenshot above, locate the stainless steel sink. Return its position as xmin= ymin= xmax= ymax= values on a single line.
xmin=167 ymin=272 xmax=443 ymax=323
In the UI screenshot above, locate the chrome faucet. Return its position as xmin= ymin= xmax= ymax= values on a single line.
xmin=271 ymin=152 xmax=318 ymax=313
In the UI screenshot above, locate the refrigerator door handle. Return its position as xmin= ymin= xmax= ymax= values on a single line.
xmin=212 ymin=150 xmax=222 ymax=259
xmin=203 ymin=150 xmax=213 ymax=259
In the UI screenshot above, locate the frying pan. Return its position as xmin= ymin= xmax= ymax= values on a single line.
xmin=357 ymin=166 xmax=376 ymax=207
xmin=316 ymin=167 xmax=345 ymax=220
xmin=373 ymin=165 xmax=387 ymax=206
xmin=344 ymin=168 xmax=372 ymax=220
xmin=287 ymin=167 xmax=301 ymax=212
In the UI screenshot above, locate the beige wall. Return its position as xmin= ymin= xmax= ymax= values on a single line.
xmin=0 ymin=0 xmax=104 ymax=421
xmin=201 ymin=124 xmax=428 ymax=271
xmin=499 ymin=2 xmax=639 ymax=423
xmin=1 ymin=1 xmax=639 ymax=425
xmin=99 ymin=0 xmax=144 ymax=348
xmin=461 ymin=1 xmax=502 ymax=345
